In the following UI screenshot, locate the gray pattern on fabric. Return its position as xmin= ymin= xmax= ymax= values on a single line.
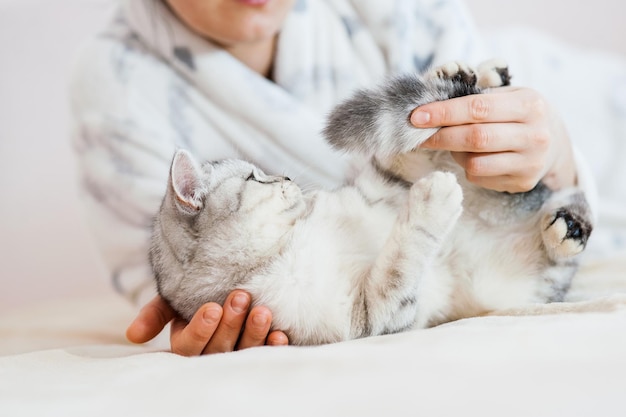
xmin=173 ymin=46 xmax=195 ymax=71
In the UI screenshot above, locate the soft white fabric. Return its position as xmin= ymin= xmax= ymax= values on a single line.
xmin=2 ymin=250 xmax=625 ymax=416
xmin=5 ymin=312 xmax=626 ymax=417
xmin=2 ymin=258 xmax=626 ymax=417
xmin=70 ymin=0 xmax=489 ymax=303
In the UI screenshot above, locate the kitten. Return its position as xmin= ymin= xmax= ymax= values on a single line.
xmin=150 ymin=61 xmax=593 ymax=345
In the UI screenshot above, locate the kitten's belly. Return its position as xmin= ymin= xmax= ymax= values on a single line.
xmin=423 ymin=216 xmax=548 ymax=325
xmin=263 ymin=191 xmax=398 ymax=344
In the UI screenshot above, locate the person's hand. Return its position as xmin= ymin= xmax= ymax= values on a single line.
xmin=126 ymin=291 xmax=289 ymax=356
xmin=410 ymin=86 xmax=577 ymax=193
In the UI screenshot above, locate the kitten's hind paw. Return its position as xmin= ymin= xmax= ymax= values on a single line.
xmin=476 ymin=59 xmax=511 ymax=88
xmin=542 ymin=208 xmax=592 ymax=258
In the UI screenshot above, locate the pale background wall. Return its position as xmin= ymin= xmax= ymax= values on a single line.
xmin=1 ymin=0 xmax=625 ymax=313
xmin=469 ymin=0 xmax=626 ymax=56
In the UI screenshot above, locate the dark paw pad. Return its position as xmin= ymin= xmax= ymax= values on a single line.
xmin=542 ymin=207 xmax=593 ymax=258
xmin=549 ymin=209 xmax=592 ymax=248
xmin=449 ymin=70 xmax=477 ymax=86
xmin=431 ymin=62 xmax=477 ymax=87
xmin=495 ymin=67 xmax=511 ymax=86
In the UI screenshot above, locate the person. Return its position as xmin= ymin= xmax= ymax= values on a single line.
xmin=70 ymin=0 xmax=622 ymax=356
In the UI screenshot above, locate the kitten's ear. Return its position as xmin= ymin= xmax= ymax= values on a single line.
xmin=169 ymin=149 xmax=206 ymax=214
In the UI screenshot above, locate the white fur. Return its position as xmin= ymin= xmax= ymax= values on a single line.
xmin=246 ymin=171 xmax=464 ymax=342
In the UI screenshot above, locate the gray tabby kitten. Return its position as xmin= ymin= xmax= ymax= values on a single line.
xmin=150 ymin=61 xmax=593 ymax=345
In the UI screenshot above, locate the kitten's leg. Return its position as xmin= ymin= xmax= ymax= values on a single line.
xmin=541 ymin=190 xmax=593 ymax=259
xmin=356 ymin=172 xmax=463 ymax=337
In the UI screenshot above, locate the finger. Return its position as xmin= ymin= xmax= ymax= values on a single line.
xmin=465 ymin=174 xmax=533 ymax=193
xmin=411 ymin=88 xmax=540 ymax=127
xmin=203 ymin=290 xmax=251 ymax=354
xmin=421 ymin=123 xmax=531 ymax=153
xmin=170 ymin=303 xmax=223 ymax=356
xmin=266 ymin=331 xmax=289 ymax=346
xmin=452 ymin=151 xmax=542 ymax=192
xmin=236 ymin=306 xmax=273 ymax=350
xmin=126 ymin=295 xmax=177 ymax=344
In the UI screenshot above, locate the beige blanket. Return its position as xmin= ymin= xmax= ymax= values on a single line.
xmin=2 ymin=253 xmax=625 ymax=417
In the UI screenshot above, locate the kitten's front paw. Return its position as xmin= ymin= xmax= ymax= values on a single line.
xmin=408 ymin=172 xmax=463 ymax=236
xmin=542 ymin=208 xmax=592 ymax=258
xmin=428 ymin=61 xmax=477 ymax=86
xmin=476 ymin=59 xmax=511 ymax=88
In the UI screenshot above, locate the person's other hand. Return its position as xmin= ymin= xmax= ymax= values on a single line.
xmin=126 ymin=291 xmax=289 ymax=355
xmin=411 ymin=86 xmax=576 ymax=193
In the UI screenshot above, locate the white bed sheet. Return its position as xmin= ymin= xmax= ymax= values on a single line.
xmin=2 ymin=253 xmax=626 ymax=417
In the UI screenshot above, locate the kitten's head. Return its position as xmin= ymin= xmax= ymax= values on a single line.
xmin=150 ymin=149 xmax=305 ymax=319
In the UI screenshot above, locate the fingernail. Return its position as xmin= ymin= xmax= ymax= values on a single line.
xmin=203 ymin=307 xmax=221 ymax=324
xmin=267 ymin=333 xmax=289 ymax=346
xmin=252 ymin=311 xmax=270 ymax=327
xmin=231 ymin=292 xmax=250 ymax=314
xmin=412 ymin=110 xmax=430 ymax=125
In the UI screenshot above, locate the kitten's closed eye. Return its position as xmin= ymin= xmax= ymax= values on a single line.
xmin=246 ymin=170 xmax=267 ymax=182
xmin=246 ymin=170 xmax=290 ymax=184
